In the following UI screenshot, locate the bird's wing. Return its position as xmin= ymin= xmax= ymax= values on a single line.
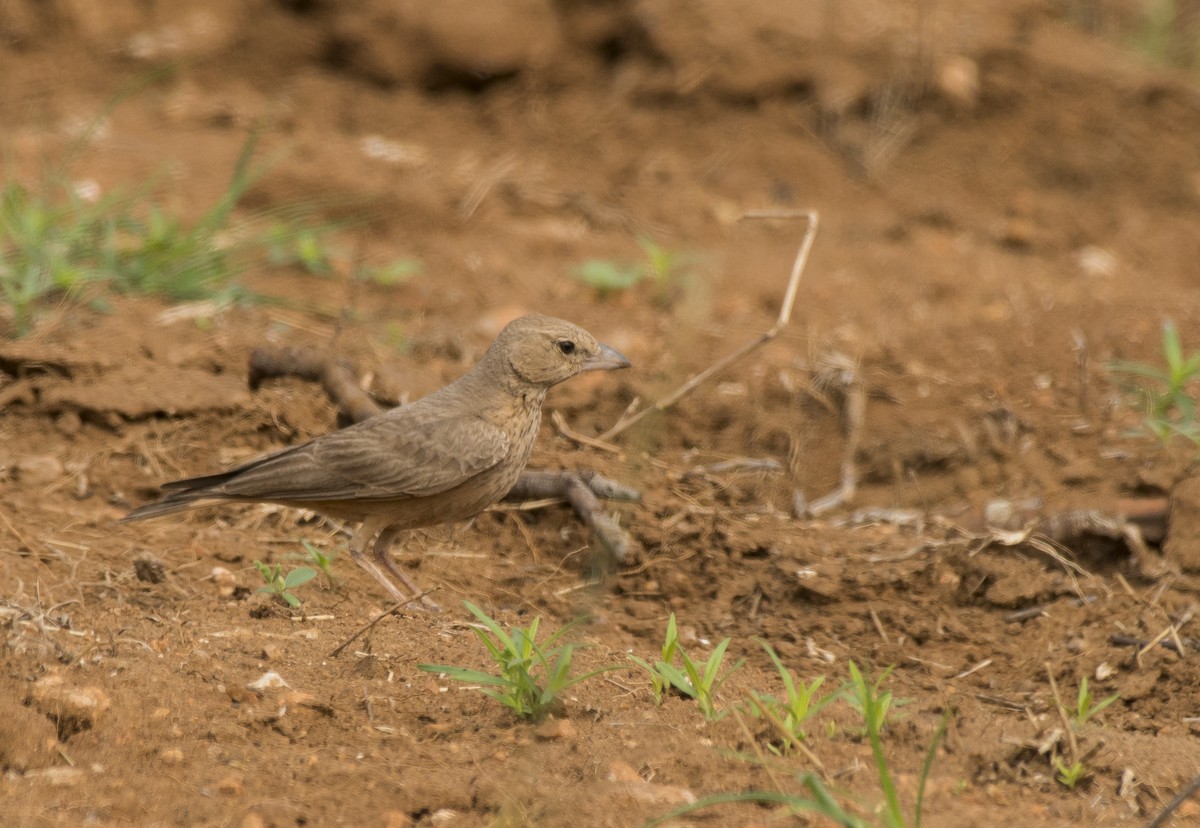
xmin=204 ymin=410 xmax=512 ymax=503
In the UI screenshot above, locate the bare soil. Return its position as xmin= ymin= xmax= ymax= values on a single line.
xmin=3 ymin=2 xmax=1200 ymax=826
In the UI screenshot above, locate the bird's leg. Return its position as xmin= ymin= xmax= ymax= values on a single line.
xmin=346 ymin=516 xmax=419 ymax=607
xmin=373 ymin=524 xmax=440 ymax=611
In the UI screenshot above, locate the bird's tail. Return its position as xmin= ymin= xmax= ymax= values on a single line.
xmin=120 ymin=488 xmax=225 ymax=523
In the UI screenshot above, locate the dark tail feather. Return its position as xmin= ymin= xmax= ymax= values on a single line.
xmin=120 ymin=487 xmax=227 ymax=523
xmin=123 ymin=443 xmax=306 ymax=522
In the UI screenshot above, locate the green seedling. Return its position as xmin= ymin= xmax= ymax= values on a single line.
xmin=1071 ymin=676 xmax=1119 ymax=729
xmin=571 ymin=259 xmax=643 ymax=296
xmin=360 ymin=258 xmax=422 ymax=286
xmin=1053 ymin=758 xmax=1087 ymax=790
xmin=745 ymin=639 xmax=841 ymax=752
xmin=267 ymin=224 xmax=334 ymax=275
xmin=629 ymin=613 xmax=745 ymax=720
xmin=649 ymin=662 xmax=950 ymax=828
xmin=636 ymin=236 xmax=688 ymax=288
xmin=254 ymin=561 xmax=317 ymax=609
xmin=569 ymin=238 xmax=694 ymax=301
xmin=1110 ymin=320 xmax=1200 ymax=446
xmin=419 ymin=601 xmax=617 ymax=720
xmin=299 ymin=540 xmax=338 ymax=587
xmin=660 ymin=636 xmax=744 ymax=721
xmin=847 ymin=661 xmax=904 ymax=826
xmin=627 ymin=612 xmax=682 ymax=704
xmin=1 ymin=120 xmax=408 ymax=337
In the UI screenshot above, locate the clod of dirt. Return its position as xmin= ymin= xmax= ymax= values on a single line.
xmin=27 ymin=672 xmax=111 ymax=738
xmin=0 ymin=696 xmax=59 ymax=772
xmin=606 ymin=760 xmax=696 ymax=806
xmin=1164 ymin=477 xmax=1200 ymax=572
xmin=133 ymin=552 xmax=167 ymax=583
xmin=215 ymin=774 xmax=245 ymax=797
xmin=534 ymin=717 xmax=577 ymax=741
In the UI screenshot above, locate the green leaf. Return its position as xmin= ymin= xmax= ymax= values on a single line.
xmin=283 ymin=566 xmax=318 ymax=589
xmin=571 ymin=260 xmax=643 ymax=292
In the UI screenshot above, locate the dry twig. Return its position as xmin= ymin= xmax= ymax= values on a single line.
xmin=597 ymin=209 xmax=819 ymax=441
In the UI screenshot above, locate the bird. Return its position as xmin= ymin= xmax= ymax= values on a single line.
xmin=123 ymin=314 xmax=631 ymax=607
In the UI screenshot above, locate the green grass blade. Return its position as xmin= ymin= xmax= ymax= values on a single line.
xmin=914 ymin=709 xmax=951 ymax=828
xmin=463 ymin=601 xmax=518 ymax=654
xmin=704 ymin=638 xmax=732 ymax=687
xmin=417 ymin=664 xmax=511 ymax=687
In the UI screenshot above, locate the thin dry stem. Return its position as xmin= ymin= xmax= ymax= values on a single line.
xmin=598 ymin=209 xmax=819 ymax=441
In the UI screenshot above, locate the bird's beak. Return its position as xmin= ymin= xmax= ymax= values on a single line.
xmin=581 ymin=343 xmax=632 ymax=372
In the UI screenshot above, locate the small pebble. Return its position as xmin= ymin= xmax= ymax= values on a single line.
xmin=210 ymin=567 xmax=237 ymax=597
xmin=216 ymin=775 xmax=245 ymax=797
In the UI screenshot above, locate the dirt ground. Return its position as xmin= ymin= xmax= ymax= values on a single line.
xmin=3 ymin=1 xmax=1200 ymax=826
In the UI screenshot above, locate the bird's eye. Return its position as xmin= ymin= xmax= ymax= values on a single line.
xmin=557 ymin=340 xmax=576 ymax=355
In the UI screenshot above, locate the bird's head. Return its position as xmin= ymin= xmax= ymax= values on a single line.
xmin=490 ymin=314 xmax=631 ymax=388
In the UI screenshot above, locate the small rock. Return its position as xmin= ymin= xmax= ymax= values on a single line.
xmin=28 ymin=673 xmax=111 ymax=736
xmin=261 ymin=643 xmax=283 ymax=661
xmin=216 ymin=774 xmax=245 ymax=797
xmin=429 ymin=809 xmax=459 ymax=827
xmin=134 ymin=553 xmax=167 ymax=584
xmin=0 ymin=698 xmax=59 ymax=771
xmin=159 ymin=747 xmax=184 ymax=764
xmin=1066 ymin=636 xmax=1085 ymax=654
xmin=210 ymin=566 xmax=237 ymax=597
xmin=1179 ymin=798 xmax=1200 ymax=818
xmin=14 ymin=455 xmax=65 ymax=486
xmin=934 ymin=55 xmax=979 ymax=108
xmin=534 ymin=717 xmax=576 ymax=741
xmin=247 ymin=671 xmax=290 ymax=692
xmin=1076 ymin=246 xmax=1118 ymax=278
